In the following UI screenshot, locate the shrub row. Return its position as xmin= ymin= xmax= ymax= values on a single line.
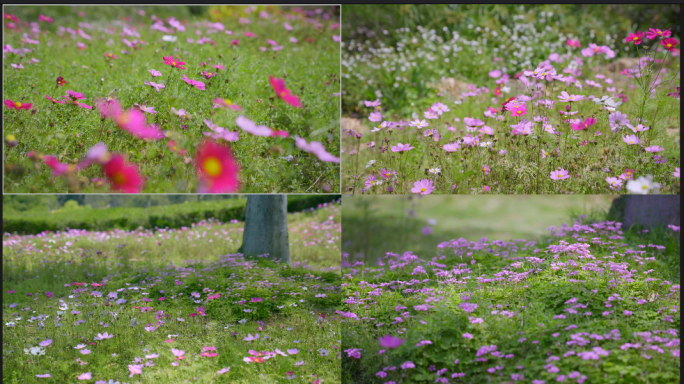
xmin=3 ymin=195 xmax=340 ymax=235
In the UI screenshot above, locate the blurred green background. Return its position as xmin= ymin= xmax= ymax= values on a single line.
xmin=343 ymin=4 xmax=680 ymax=47
xmin=342 ymin=195 xmax=616 ymax=264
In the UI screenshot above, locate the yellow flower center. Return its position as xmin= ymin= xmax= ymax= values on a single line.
xmin=172 ymin=61 xmax=176 ymax=65
xmin=634 ymin=37 xmax=638 ymax=40
xmin=642 ymin=185 xmax=648 ymax=189
xmin=667 ymin=44 xmax=672 ymax=47
xmin=15 ymin=102 xmax=21 ymax=107
xmin=112 ymin=172 xmax=126 ymax=184
xmin=420 ymin=188 xmax=426 ymax=192
xmin=224 ymin=99 xmax=232 ymax=105
xmin=204 ymin=157 xmax=222 ymax=177
xmin=116 ymin=113 xmax=130 ymax=126
xmin=7 ymin=134 xmax=15 ymax=141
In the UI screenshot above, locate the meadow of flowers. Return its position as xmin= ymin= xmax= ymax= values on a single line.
xmin=340 ymin=214 xmax=680 ymax=383
xmin=2 ymin=200 xmax=342 ymax=383
xmin=342 ymin=11 xmax=680 ymax=195
xmin=3 ymin=6 xmax=341 ymax=193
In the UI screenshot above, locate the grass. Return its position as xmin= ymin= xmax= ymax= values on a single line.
xmin=341 ymin=6 xmax=680 ymax=195
xmin=3 ymin=5 xmax=341 ymax=193
xmin=2 ymin=200 xmax=342 ymax=383
xmin=340 ymin=204 xmax=680 ymax=383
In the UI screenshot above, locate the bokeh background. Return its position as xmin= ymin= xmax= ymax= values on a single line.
xmin=342 ymin=195 xmax=616 ymax=264
xmin=342 ymin=4 xmax=680 ymax=116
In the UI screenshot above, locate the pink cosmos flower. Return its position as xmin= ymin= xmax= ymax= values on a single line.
xmin=95 ymin=98 xmax=122 ymax=119
xmin=39 ymin=339 xmax=53 ymax=347
xmin=182 ymin=74 xmax=205 ymax=90
xmin=195 ymin=140 xmax=240 ymax=193
xmin=129 ymin=364 xmax=143 ymax=376
xmin=488 ymin=69 xmax=502 ymax=78
xmin=482 ymin=165 xmax=490 ymax=175
xmin=661 ymin=38 xmax=679 ymax=52
xmin=235 ymin=115 xmax=289 ymax=137
xmin=102 ymin=155 xmax=144 ymax=193
xmin=244 ymin=31 xmax=256 ymax=37
xmin=364 ymin=99 xmax=381 ymax=107
xmin=644 ymin=146 xmax=664 ymax=153
xmin=163 ymin=55 xmax=186 ymax=69
xmin=269 ymin=76 xmax=302 ymax=108
xmin=36 ymin=374 xmax=52 ymax=378
xmin=78 ymin=372 xmax=92 ymax=380
xmin=674 ymin=167 xmax=680 ymax=178
xmin=411 ymin=179 xmax=434 ymax=195
xmin=606 ymin=177 xmax=623 ymax=190
xmin=43 ymin=155 xmax=76 ymax=176
xmin=95 ymin=332 xmax=113 ymax=340
xmin=149 ymin=69 xmax=162 ymax=77
xmin=45 ymin=95 xmax=66 ymax=104
xmin=143 ymin=81 xmax=165 ymax=92
xmin=646 ymin=28 xmax=672 ymax=39
xmin=294 ymin=136 xmax=340 ymax=163
xmin=104 ymin=52 xmax=118 ymax=60
xmin=443 ymin=143 xmax=460 ymax=152
xmin=39 ymin=14 xmax=53 ymax=23
xmin=115 ymin=109 xmax=164 ymax=140
xmin=557 ymin=91 xmax=584 ymax=102
xmin=213 ymin=98 xmax=242 ymax=111
xmin=401 ymin=361 xmax=415 ymax=369
xmin=625 ymin=31 xmax=645 ymax=45
xmin=4 ymin=100 xmax=32 ymax=110
xmin=550 ymin=168 xmax=570 ymax=180
xmin=134 ymin=103 xmax=156 ymax=114
xmin=391 ymin=143 xmax=414 ymax=152
xmin=218 ymin=367 xmax=231 ymax=374
xmin=623 ymin=135 xmax=640 ymax=145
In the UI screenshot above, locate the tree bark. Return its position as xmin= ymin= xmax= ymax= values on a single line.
xmin=240 ymin=195 xmax=290 ymax=264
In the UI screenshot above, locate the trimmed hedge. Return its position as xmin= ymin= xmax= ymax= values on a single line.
xmin=3 ymin=195 xmax=340 ymax=235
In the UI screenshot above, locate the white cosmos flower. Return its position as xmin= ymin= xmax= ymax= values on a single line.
xmin=626 ymin=175 xmax=661 ymax=194
xmin=366 ymin=160 xmax=376 ymax=168
xmin=24 ymin=346 xmax=46 ymax=355
xmin=162 ymin=35 xmax=177 ymax=42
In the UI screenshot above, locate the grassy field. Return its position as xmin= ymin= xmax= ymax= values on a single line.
xmin=342 ymin=195 xmax=615 ymax=264
xmin=340 ymin=205 xmax=680 ymax=383
xmin=341 ymin=5 xmax=680 ymax=195
xmin=3 ymin=5 xmax=340 ymax=193
xmin=2 ymin=200 xmax=342 ymax=383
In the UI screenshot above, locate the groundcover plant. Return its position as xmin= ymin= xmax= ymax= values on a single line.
xmin=2 ymin=201 xmax=342 ymax=383
xmin=3 ymin=6 xmax=341 ymax=193
xmin=342 ymin=14 xmax=680 ymax=195
xmin=340 ymin=218 xmax=680 ymax=383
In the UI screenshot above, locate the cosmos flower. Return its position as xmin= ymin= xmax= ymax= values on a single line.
xmin=411 ymin=179 xmax=434 ymax=195
xmin=269 ymin=76 xmax=302 ymax=108
xmin=195 ymin=140 xmax=240 ymax=193
xmin=102 ymin=155 xmax=144 ymax=193
xmin=235 ymin=116 xmax=288 ymax=137
xmin=550 ymin=168 xmax=570 ymax=181
xmin=163 ymin=55 xmax=185 ymax=69
xmin=4 ymin=99 xmax=32 ymax=110
xmin=294 ymin=136 xmax=340 ymax=163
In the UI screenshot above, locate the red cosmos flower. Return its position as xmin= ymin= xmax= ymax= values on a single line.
xmin=56 ymin=76 xmax=66 ymax=86
xmin=269 ymin=76 xmax=302 ymax=108
xmin=501 ymin=97 xmax=515 ymax=108
xmin=195 ymin=140 xmax=240 ymax=193
xmin=5 ymin=100 xmax=32 ymax=110
xmin=625 ymin=31 xmax=645 ymax=45
xmin=102 ymin=155 xmax=144 ymax=193
xmin=104 ymin=52 xmax=118 ymax=60
xmin=661 ymin=38 xmax=679 ymax=52
xmin=163 ymin=55 xmax=186 ymax=69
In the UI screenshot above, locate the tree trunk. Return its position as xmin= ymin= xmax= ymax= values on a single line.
xmin=240 ymin=195 xmax=290 ymax=264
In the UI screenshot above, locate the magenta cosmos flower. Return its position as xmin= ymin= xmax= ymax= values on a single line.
xmin=391 ymin=143 xmax=414 ymax=152
xmin=411 ymin=179 xmax=434 ymax=195
xmin=182 ymin=75 xmax=205 ymax=90
xmin=646 ymin=28 xmax=671 ymax=39
xmin=143 ymin=81 xmax=165 ymax=92
xmin=163 ymin=55 xmax=185 ymax=69
xmin=661 ymin=38 xmax=679 ymax=52
xmin=4 ymin=99 xmax=32 ymax=110
xmin=570 ymin=117 xmax=596 ymax=131
xmin=625 ymin=31 xmax=645 ymax=45
xmin=550 ymin=168 xmax=570 ymax=180
xmin=378 ymin=335 xmax=405 ymax=349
